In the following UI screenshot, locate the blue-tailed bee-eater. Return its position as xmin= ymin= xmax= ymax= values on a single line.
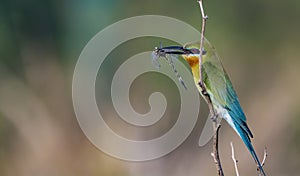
xmin=152 ymin=39 xmax=266 ymax=176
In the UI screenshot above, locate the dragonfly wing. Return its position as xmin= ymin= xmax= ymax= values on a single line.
xmin=151 ymin=51 xmax=161 ymax=68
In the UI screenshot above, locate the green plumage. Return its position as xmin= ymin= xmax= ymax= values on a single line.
xmin=183 ymin=40 xmax=265 ymax=175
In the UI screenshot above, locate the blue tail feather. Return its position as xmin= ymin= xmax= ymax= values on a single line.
xmin=236 ymin=123 xmax=266 ymax=176
xmin=225 ymin=97 xmax=266 ymax=175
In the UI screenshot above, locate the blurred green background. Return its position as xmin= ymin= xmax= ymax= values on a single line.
xmin=1 ymin=0 xmax=300 ymax=175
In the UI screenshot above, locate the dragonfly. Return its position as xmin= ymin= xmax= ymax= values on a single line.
xmin=151 ymin=42 xmax=196 ymax=90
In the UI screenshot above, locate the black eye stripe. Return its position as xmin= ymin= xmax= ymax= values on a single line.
xmin=188 ymin=48 xmax=206 ymax=55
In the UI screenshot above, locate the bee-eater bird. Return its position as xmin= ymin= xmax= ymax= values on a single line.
xmin=153 ymin=39 xmax=266 ymax=175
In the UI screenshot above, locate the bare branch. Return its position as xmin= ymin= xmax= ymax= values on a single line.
xmin=197 ymin=1 xmax=224 ymax=175
xmin=212 ymin=124 xmax=224 ymax=176
xmin=261 ymin=147 xmax=268 ymax=167
xmin=256 ymin=147 xmax=268 ymax=175
xmin=230 ymin=142 xmax=240 ymax=176
xmin=197 ymin=0 xmax=208 ymax=87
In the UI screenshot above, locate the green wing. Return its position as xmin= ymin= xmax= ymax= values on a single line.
xmin=202 ymin=40 xmax=252 ymax=137
xmin=202 ymin=40 xmax=228 ymax=108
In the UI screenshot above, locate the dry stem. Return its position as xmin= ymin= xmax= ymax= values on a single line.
xmin=261 ymin=147 xmax=268 ymax=167
xmin=230 ymin=142 xmax=240 ymax=176
xmin=197 ymin=0 xmax=208 ymax=87
xmin=197 ymin=0 xmax=224 ymax=175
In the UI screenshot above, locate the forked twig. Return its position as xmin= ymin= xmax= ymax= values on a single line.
xmin=256 ymin=147 xmax=268 ymax=175
xmin=230 ymin=142 xmax=240 ymax=176
xmin=261 ymin=147 xmax=268 ymax=167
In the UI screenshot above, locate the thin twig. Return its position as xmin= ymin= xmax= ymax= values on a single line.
xmin=261 ymin=147 xmax=268 ymax=167
xmin=256 ymin=147 xmax=267 ymax=175
xmin=211 ymin=124 xmax=224 ymax=176
xmin=197 ymin=0 xmax=224 ymax=175
xmin=197 ymin=0 xmax=208 ymax=87
xmin=230 ymin=142 xmax=240 ymax=176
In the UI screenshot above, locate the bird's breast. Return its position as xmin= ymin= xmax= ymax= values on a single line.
xmin=185 ymin=55 xmax=199 ymax=68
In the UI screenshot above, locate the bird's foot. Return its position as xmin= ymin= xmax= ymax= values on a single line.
xmin=198 ymin=82 xmax=209 ymax=97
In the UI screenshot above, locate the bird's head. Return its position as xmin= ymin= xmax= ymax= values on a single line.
xmin=153 ymin=41 xmax=207 ymax=70
xmin=152 ymin=40 xmax=221 ymax=88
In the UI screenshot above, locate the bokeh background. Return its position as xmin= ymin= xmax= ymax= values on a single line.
xmin=1 ymin=0 xmax=300 ymax=175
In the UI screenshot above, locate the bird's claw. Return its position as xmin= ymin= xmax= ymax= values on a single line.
xmin=210 ymin=113 xmax=218 ymax=122
xmin=201 ymin=89 xmax=209 ymax=96
xmin=198 ymin=82 xmax=209 ymax=96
